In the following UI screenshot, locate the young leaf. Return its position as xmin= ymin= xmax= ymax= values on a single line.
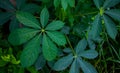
xmin=20 ymin=34 xmax=41 ymax=67
xmin=16 ymin=11 xmax=40 ymax=29
xmin=103 ymin=0 xmax=120 ymax=9
xmin=105 ymin=9 xmax=120 ymax=22
xmin=79 ymin=49 xmax=98 ymax=59
xmin=42 ymin=34 xmax=58 ymax=61
xmin=69 ymin=59 xmax=79 ymax=73
xmin=46 ymin=21 xmax=64 ymax=30
xmin=40 ymin=7 xmax=49 ymax=27
xmin=78 ymin=59 xmax=97 ymax=73
xmin=54 ymin=0 xmax=60 ymax=8
xmin=8 ymin=28 xmax=39 ymax=46
xmin=61 ymin=0 xmax=68 ymax=10
xmin=0 ymin=12 xmax=13 ymax=25
xmin=103 ymin=14 xmax=118 ymax=39
xmin=75 ymin=38 xmax=87 ymax=54
xmin=67 ymin=0 xmax=75 ymax=7
xmin=46 ymin=31 xmax=66 ymax=46
xmin=93 ymin=0 xmax=103 ymax=9
xmin=53 ymin=54 xmax=73 ymax=71
xmin=35 ymin=54 xmax=46 ymax=70
xmin=90 ymin=14 xmax=102 ymax=39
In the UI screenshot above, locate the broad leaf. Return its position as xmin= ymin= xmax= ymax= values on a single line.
xmin=90 ymin=14 xmax=102 ymax=39
xmin=103 ymin=0 xmax=120 ymax=9
xmin=0 ymin=12 xmax=13 ymax=25
xmin=16 ymin=0 xmax=26 ymax=9
xmin=42 ymin=34 xmax=58 ymax=61
xmin=35 ymin=54 xmax=46 ymax=70
xmin=16 ymin=11 xmax=40 ymax=29
xmin=46 ymin=31 xmax=66 ymax=46
xmin=78 ymin=59 xmax=97 ymax=73
xmin=22 ymin=3 xmax=40 ymax=14
xmin=20 ymin=34 xmax=41 ymax=67
xmin=103 ymin=14 xmax=118 ymax=39
xmin=79 ymin=49 xmax=98 ymax=59
xmin=8 ymin=28 xmax=39 ymax=45
xmin=61 ymin=0 xmax=68 ymax=10
xmin=46 ymin=21 xmax=64 ymax=30
xmin=67 ymin=0 xmax=75 ymax=7
xmin=75 ymin=38 xmax=87 ymax=54
xmin=40 ymin=7 xmax=49 ymax=27
xmin=53 ymin=54 xmax=73 ymax=71
xmin=69 ymin=59 xmax=79 ymax=73
xmin=93 ymin=0 xmax=103 ymax=9
xmin=54 ymin=0 xmax=60 ymax=8
xmin=105 ymin=9 xmax=120 ymax=22
xmin=0 ymin=0 xmax=15 ymax=10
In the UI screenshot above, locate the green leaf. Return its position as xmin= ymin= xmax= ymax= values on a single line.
xmin=87 ymin=39 xmax=96 ymax=49
xmin=103 ymin=14 xmax=118 ymax=39
xmin=16 ymin=0 xmax=26 ymax=9
xmin=46 ymin=20 xmax=64 ymax=30
xmin=79 ymin=49 xmax=98 ymax=59
xmin=21 ymin=3 xmax=40 ymax=14
xmin=90 ymin=14 xmax=102 ymax=39
xmin=67 ymin=0 xmax=75 ymax=7
xmin=0 ymin=12 xmax=13 ymax=25
xmin=9 ymin=18 xmax=19 ymax=32
xmin=75 ymin=38 xmax=87 ymax=54
xmin=42 ymin=34 xmax=58 ymax=61
xmin=69 ymin=59 xmax=79 ymax=73
xmin=8 ymin=28 xmax=39 ymax=46
xmin=40 ymin=7 xmax=49 ymax=27
xmin=0 ymin=0 xmax=15 ymax=10
xmin=93 ymin=0 xmax=103 ymax=9
xmin=20 ymin=34 xmax=41 ymax=67
xmin=105 ymin=9 xmax=120 ymax=22
xmin=78 ymin=59 xmax=97 ymax=73
xmin=46 ymin=31 xmax=66 ymax=46
xmin=53 ymin=54 xmax=73 ymax=71
xmin=54 ymin=0 xmax=60 ymax=8
xmin=16 ymin=11 xmax=40 ymax=29
xmin=61 ymin=0 xmax=68 ymax=10
xmin=103 ymin=0 xmax=120 ymax=9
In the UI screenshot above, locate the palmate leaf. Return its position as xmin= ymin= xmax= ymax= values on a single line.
xmin=53 ymin=54 xmax=73 ymax=71
xmin=42 ymin=34 xmax=58 ymax=61
xmin=103 ymin=14 xmax=118 ymax=39
xmin=69 ymin=59 xmax=79 ymax=73
xmin=8 ymin=28 xmax=39 ymax=46
xmin=103 ymin=0 xmax=120 ymax=9
xmin=75 ymin=38 xmax=87 ymax=54
xmin=105 ymin=9 xmax=120 ymax=22
xmin=46 ymin=31 xmax=66 ymax=46
xmin=20 ymin=34 xmax=41 ymax=67
xmin=90 ymin=14 xmax=102 ymax=39
xmin=0 ymin=12 xmax=13 ymax=25
xmin=78 ymin=59 xmax=97 ymax=73
xmin=79 ymin=49 xmax=98 ymax=59
xmin=61 ymin=0 xmax=68 ymax=10
xmin=93 ymin=0 xmax=104 ymax=9
xmin=46 ymin=21 xmax=64 ymax=30
xmin=40 ymin=7 xmax=49 ymax=27
xmin=16 ymin=11 xmax=40 ymax=29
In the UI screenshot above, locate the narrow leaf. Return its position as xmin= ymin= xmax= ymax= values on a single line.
xmin=54 ymin=0 xmax=60 ymax=8
xmin=67 ymin=0 xmax=75 ymax=7
xmin=78 ymin=59 xmax=97 ymax=73
xmin=105 ymin=9 xmax=120 ymax=22
xmin=16 ymin=11 xmax=40 ymax=29
xmin=69 ymin=59 xmax=79 ymax=73
xmin=8 ymin=28 xmax=39 ymax=46
xmin=40 ymin=7 xmax=49 ymax=27
xmin=75 ymin=38 xmax=87 ymax=54
xmin=46 ymin=31 xmax=66 ymax=46
xmin=46 ymin=20 xmax=64 ymax=30
xmin=53 ymin=54 xmax=73 ymax=71
xmin=42 ymin=34 xmax=58 ymax=61
xmin=0 ymin=12 xmax=13 ymax=25
xmin=103 ymin=0 xmax=120 ymax=9
xmin=20 ymin=34 xmax=41 ymax=67
xmin=93 ymin=0 xmax=103 ymax=9
xmin=79 ymin=49 xmax=98 ymax=59
xmin=61 ymin=0 xmax=68 ymax=10
xmin=16 ymin=0 xmax=26 ymax=9
xmin=103 ymin=14 xmax=118 ymax=39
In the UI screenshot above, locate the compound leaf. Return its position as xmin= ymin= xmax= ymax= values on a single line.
xmin=93 ymin=0 xmax=103 ymax=9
